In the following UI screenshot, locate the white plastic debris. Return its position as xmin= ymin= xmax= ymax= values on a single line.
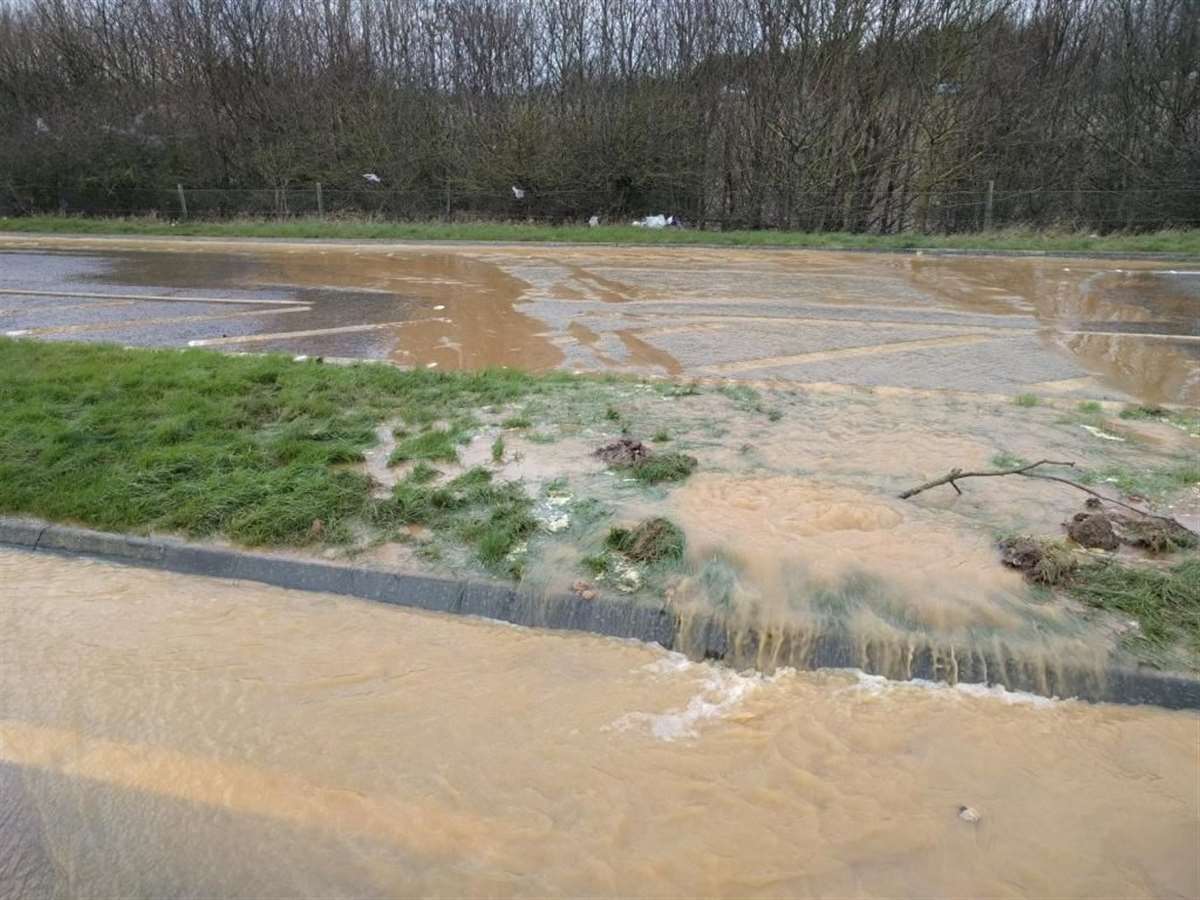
xmin=1080 ymin=424 xmax=1125 ymax=442
xmin=433 ymin=305 xmax=446 ymax=311
xmin=958 ymin=806 xmax=981 ymax=823
xmin=425 ymin=361 xmax=438 ymax=369
xmin=362 ymin=173 xmax=381 ymax=184
xmin=632 ymin=214 xmax=669 ymax=229
xmin=544 ymin=514 xmax=570 ymax=533
xmin=588 ymin=215 xmax=600 ymax=228
xmin=511 ymin=185 xmax=526 ymax=200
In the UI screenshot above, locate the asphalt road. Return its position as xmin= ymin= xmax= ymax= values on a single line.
xmin=1 ymin=235 xmax=1197 ymax=402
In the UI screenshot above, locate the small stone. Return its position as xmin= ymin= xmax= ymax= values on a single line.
xmin=581 ymin=589 xmax=597 ymax=601
xmin=958 ymin=805 xmax=981 ymax=823
xmin=308 ymin=518 xmax=325 ymax=538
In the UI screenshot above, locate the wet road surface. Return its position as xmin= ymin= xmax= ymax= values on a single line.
xmin=0 ymin=235 xmax=1197 ymax=403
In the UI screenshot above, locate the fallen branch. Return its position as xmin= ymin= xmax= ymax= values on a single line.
xmin=899 ymin=459 xmax=1195 ymax=533
xmin=898 ymin=460 xmax=1075 ymax=499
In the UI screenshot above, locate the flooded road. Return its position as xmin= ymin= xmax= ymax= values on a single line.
xmin=1 ymin=235 xmax=1197 ymax=402
xmin=2 ymin=548 xmax=1197 ymax=899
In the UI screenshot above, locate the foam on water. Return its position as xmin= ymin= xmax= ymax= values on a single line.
xmin=612 ymin=653 xmax=789 ymax=741
xmin=847 ymin=669 xmax=1062 ymax=708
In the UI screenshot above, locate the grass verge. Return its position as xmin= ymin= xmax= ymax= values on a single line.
xmin=0 ymin=337 xmax=570 ymax=551
xmin=2 ymin=216 xmax=1199 ymax=254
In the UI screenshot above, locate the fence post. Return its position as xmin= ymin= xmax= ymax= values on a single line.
xmin=983 ymin=179 xmax=995 ymax=231
xmin=176 ymin=183 xmax=188 ymax=220
xmin=316 ymin=182 xmax=323 ymax=218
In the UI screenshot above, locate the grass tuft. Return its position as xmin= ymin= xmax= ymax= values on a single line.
xmin=990 ymin=451 xmax=1029 ymax=469
xmin=390 ymin=427 xmax=464 ymax=463
xmin=605 ymin=517 xmax=686 ymax=563
xmin=631 ymin=452 xmax=698 ymax=484
xmin=1013 ymin=393 xmax=1040 ymax=408
xmin=1069 ymin=559 xmax=1200 ymax=665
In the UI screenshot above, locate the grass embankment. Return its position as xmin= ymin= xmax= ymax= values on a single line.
xmin=2 ymin=215 xmax=1199 ymax=254
xmin=0 ymin=338 xmax=584 ymax=566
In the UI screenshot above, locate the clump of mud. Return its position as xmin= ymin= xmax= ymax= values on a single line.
xmin=998 ymin=537 xmax=1078 ymax=585
xmin=1063 ymin=499 xmax=1197 ymax=553
xmin=606 ymin=518 xmax=686 ymax=563
xmin=1065 ymin=513 xmax=1119 ymax=551
xmin=593 ymin=438 xmax=697 ymax=484
xmin=594 ymin=438 xmax=651 ymax=466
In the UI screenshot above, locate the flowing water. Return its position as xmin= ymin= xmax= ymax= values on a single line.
xmin=2 ymin=549 xmax=1197 ymax=899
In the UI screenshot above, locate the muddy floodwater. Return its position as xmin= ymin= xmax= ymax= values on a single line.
xmin=1 ymin=549 xmax=1197 ymax=899
xmin=1 ymin=235 xmax=1198 ymax=403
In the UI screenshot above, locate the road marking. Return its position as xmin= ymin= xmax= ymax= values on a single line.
xmin=1059 ymin=330 xmax=1200 ymax=342
xmin=698 ymin=334 xmax=995 ymax=374
xmin=0 ymin=288 xmax=305 ymax=306
xmin=186 ymin=318 xmax=449 ymax=347
xmin=631 ymin=312 xmax=1031 ymax=336
xmin=15 ymin=305 xmax=311 ymax=337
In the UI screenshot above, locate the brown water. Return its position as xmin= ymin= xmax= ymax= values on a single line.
xmin=3 ymin=236 xmax=1197 ymax=402
xmin=2 ymin=549 xmax=1197 ymax=899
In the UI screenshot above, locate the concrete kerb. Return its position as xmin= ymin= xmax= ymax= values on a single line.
xmin=3 ymin=516 xmax=1199 ymax=711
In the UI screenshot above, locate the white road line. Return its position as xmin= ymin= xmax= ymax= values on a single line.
xmin=1060 ymin=330 xmax=1200 ymax=342
xmin=186 ymin=318 xmax=449 ymax=347
xmin=697 ymin=334 xmax=995 ymax=374
xmin=0 ymin=288 xmax=305 ymax=306
xmin=17 ymin=305 xmax=311 ymax=336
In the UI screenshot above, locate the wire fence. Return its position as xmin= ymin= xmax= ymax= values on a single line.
xmin=4 ymin=181 xmax=1199 ymax=233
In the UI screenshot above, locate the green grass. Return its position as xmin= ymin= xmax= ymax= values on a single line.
xmin=1119 ymin=405 xmax=1169 ymax=420
xmin=990 ymin=451 xmax=1030 ymax=469
xmin=1070 ymin=559 xmax=1200 ymax=667
xmin=1118 ymin=404 xmax=1200 ymax=434
xmin=1013 ymin=393 xmax=1040 ymax=408
xmin=501 ymin=415 xmax=532 ymax=429
xmin=0 ymin=337 xmax=573 ymax=550
xmin=1078 ymin=461 xmax=1200 ymax=501
xmin=630 ymin=453 xmax=698 ymax=484
xmin=375 ymin=466 xmax=536 ymax=575
xmin=389 ymin=426 xmax=467 ymax=463
xmin=605 ymin=517 xmax=686 ymax=563
xmin=1077 ymin=401 xmax=1103 ymax=414
xmin=491 ymin=436 xmax=505 ymax=463
xmin=4 ymin=216 xmax=1199 ymax=254
xmin=652 ymin=429 xmax=671 ymax=443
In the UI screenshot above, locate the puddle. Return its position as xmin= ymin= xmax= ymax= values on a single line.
xmin=2 ymin=238 xmax=1197 ymax=402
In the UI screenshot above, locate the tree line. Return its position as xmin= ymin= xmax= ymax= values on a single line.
xmin=0 ymin=0 xmax=1196 ymax=232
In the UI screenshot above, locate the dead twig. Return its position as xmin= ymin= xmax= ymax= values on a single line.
xmin=899 ymin=459 xmax=1195 ymax=533
xmin=898 ymin=459 xmax=1075 ymax=499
